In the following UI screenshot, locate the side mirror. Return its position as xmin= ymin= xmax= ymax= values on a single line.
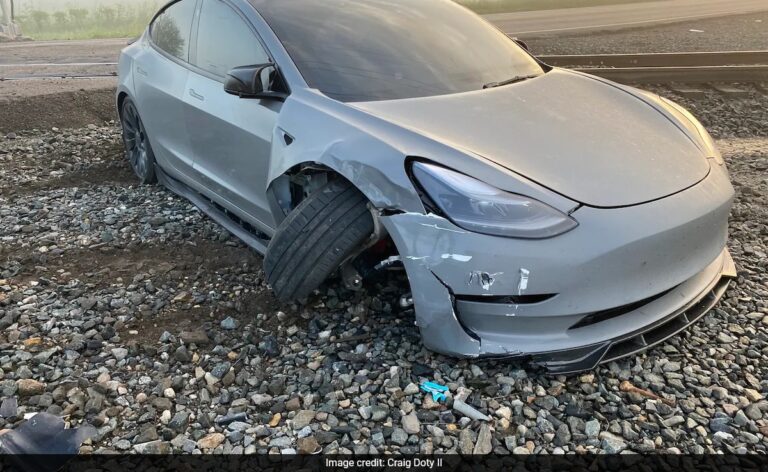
xmin=224 ymin=63 xmax=288 ymax=101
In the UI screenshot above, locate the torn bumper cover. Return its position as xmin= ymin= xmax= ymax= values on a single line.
xmin=381 ymin=165 xmax=735 ymax=374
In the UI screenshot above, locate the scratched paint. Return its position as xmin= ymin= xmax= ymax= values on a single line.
xmin=419 ymin=223 xmax=467 ymax=234
xmin=441 ymin=254 xmax=473 ymax=262
xmin=518 ymin=268 xmax=530 ymax=292
xmin=506 ymin=269 xmax=532 ymax=318
xmin=468 ymin=271 xmax=503 ymax=291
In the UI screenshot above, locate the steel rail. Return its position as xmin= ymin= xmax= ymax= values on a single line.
xmin=540 ymin=50 xmax=768 ymax=68
xmin=536 ymin=50 xmax=768 ymax=84
xmin=571 ymin=65 xmax=768 ymax=84
xmin=0 ymin=73 xmax=117 ymax=81
xmin=3 ymin=51 xmax=768 ymax=85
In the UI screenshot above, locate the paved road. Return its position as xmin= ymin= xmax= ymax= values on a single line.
xmin=0 ymin=38 xmax=126 ymax=65
xmin=488 ymin=0 xmax=768 ymax=36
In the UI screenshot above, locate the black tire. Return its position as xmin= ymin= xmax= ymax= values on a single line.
xmin=264 ymin=179 xmax=375 ymax=301
xmin=120 ymin=97 xmax=157 ymax=184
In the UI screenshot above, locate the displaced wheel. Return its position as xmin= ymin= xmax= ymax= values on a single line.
xmin=265 ymin=179 xmax=375 ymax=301
xmin=120 ymin=97 xmax=157 ymax=184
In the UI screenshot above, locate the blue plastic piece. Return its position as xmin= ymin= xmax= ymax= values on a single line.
xmin=420 ymin=381 xmax=449 ymax=402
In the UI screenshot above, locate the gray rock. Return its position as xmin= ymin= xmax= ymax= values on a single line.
xmin=297 ymin=436 xmax=320 ymax=454
xmin=111 ymin=348 xmax=128 ymax=362
xmin=402 ymin=413 xmax=421 ymax=434
xmin=709 ymin=417 xmax=732 ymax=433
xmin=473 ymin=423 xmax=493 ymax=454
xmin=133 ymin=440 xmax=171 ymax=454
xmin=292 ymin=410 xmax=316 ymax=430
xmin=136 ymin=427 xmax=159 ymax=444
xmin=391 ymin=428 xmax=408 ymax=446
xmin=174 ymin=345 xmax=191 ymax=362
xmin=210 ymin=362 xmax=231 ymax=379
xmin=744 ymin=404 xmax=762 ymax=420
xmin=0 ymin=398 xmax=18 ymax=418
xmin=371 ymin=405 xmax=389 ymax=422
xmin=168 ymin=412 xmax=190 ymax=432
xmin=220 ymin=317 xmax=239 ymax=330
xmin=459 ymin=429 xmax=475 ymax=455
xmin=585 ymin=419 xmax=600 ymax=439
xmin=601 ymin=435 xmax=627 ymax=454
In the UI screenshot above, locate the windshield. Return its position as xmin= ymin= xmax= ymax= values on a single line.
xmin=251 ymin=0 xmax=544 ymax=102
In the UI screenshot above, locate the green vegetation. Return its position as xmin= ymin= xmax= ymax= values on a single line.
xmin=15 ymin=1 xmax=164 ymax=40
xmin=13 ymin=0 xmax=662 ymax=40
xmin=456 ymin=0 xmax=661 ymax=15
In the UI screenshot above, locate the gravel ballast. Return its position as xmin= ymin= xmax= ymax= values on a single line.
xmin=0 ymin=91 xmax=766 ymax=455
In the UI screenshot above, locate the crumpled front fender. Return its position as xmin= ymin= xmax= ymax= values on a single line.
xmin=265 ymin=92 xmax=425 ymax=220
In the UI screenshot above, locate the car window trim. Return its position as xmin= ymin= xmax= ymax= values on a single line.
xmin=192 ymin=0 xmax=271 ymax=82
xmin=148 ymin=0 xmax=201 ymax=68
xmin=148 ymin=0 xmax=288 ymax=93
xmin=188 ymin=0 xmax=202 ymax=66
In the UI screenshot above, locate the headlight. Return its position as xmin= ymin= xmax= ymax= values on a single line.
xmin=411 ymin=162 xmax=578 ymax=239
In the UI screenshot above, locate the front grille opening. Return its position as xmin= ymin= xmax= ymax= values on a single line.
xmin=602 ymin=277 xmax=730 ymax=363
xmin=455 ymin=294 xmax=556 ymax=304
xmin=569 ymin=286 xmax=677 ymax=330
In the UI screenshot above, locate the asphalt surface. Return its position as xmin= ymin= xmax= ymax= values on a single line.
xmin=0 ymin=38 xmax=126 ymax=65
xmin=492 ymin=0 xmax=768 ymax=36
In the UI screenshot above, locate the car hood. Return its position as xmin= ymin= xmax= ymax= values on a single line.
xmin=352 ymin=69 xmax=710 ymax=208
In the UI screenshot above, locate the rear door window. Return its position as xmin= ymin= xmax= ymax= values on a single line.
xmin=150 ymin=0 xmax=198 ymax=62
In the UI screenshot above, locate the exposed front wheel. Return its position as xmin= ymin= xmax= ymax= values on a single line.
xmin=264 ymin=179 xmax=375 ymax=301
xmin=120 ymin=97 xmax=157 ymax=185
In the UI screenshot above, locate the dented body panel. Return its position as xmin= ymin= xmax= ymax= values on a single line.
xmin=381 ymin=161 xmax=734 ymax=366
xmin=354 ymin=69 xmax=712 ymax=208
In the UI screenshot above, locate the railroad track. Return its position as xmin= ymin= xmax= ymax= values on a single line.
xmin=539 ymin=50 xmax=768 ymax=84
xmin=2 ymin=51 xmax=768 ymax=85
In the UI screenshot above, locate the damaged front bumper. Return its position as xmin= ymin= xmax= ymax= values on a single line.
xmin=525 ymin=250 xmax=735 ymax=373
xmin=381 ymin=164 xmax=735 ymax=374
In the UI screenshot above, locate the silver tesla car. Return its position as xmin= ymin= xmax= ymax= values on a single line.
xmin=117 ymin=0 xmax=736 ymax=373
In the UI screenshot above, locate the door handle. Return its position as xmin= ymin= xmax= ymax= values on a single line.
xmin=189 ymin=89 xmax=205 ymax=101
xmin=136 ymin=66 xmax=148 ymax=77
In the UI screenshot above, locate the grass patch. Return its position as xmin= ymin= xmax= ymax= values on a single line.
xmin=15 ymin=0 xmax=664 ymax=41
xmin=15 ymin=1 xmax=163 ymax=41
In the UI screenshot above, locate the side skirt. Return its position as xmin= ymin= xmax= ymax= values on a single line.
xmin=155 ymin=164 xmax=271 ymax=255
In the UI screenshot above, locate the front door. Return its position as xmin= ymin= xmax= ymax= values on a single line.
xmin=184 ymin=0 xmax=279 ymax=231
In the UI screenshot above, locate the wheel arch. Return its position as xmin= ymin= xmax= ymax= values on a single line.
xmin=265 ymin=143 xmax=425 ymax=227
xmin=116 ymin=89 xmax=131 ymax=117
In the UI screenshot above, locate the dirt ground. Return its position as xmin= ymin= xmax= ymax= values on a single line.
xmin=0 ymin=84 xmax=117 ymax=133
xmin=0 ymin=39 xmax=121 ymax=132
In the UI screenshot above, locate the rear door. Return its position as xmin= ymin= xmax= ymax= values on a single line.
xmin=184 ymin=0 xmax=280 ymax=231
xmin=133 ymin=0 xmax=199 ymax=180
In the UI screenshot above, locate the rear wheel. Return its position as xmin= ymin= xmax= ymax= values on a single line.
xmin=264 ymin=179 xmax=375 ymax=301
xmin=120 ymin=98 xmax=157 ymax=184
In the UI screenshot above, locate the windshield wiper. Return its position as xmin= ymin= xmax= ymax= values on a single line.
xmin=482 ymin=74 xmax=539 ymax=90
